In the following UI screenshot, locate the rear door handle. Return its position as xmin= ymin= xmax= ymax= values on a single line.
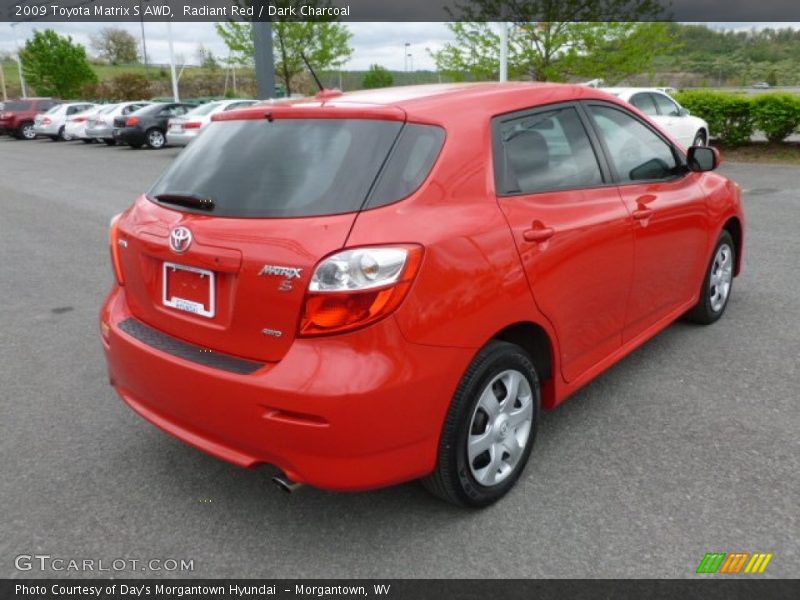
xmin=523 ymin=225 xmax=555 ymax=242
xmin=632 ymin=208 xmax=653 ymax=220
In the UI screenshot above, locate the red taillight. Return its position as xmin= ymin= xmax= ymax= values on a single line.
xmin=126 ymin=116 xmax=140 ymax=126
xmin=74 ymin=116 xmax=87 ymax=123
xmin=109 ymin=214 xmax=125 ymax=285
xmin=299 ymin=246 xmax=423 ymax=337
xmin=183 ymin=121 xmax=202 ymax=129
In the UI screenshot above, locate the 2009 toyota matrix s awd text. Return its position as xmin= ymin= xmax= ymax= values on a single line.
xmin=100 ymin=83 xmax=744 ymax=507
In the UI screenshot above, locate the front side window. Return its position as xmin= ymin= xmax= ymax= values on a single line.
xmin=652 ymin=93 xmax=681 ymax=117
xmin=588 ymin=105 xmax=679 ymax=182
xmin=495 ymin=106 xmax=603 ymax=194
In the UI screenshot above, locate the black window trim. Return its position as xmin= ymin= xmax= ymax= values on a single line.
xmin=491 ymin=101 xmax=614 ymax=197
xmin=579 ymin=100 xmax=689 ymax=187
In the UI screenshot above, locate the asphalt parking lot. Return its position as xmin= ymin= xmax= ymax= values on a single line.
xmin=1 ymin=137 xmax=798 ymax=579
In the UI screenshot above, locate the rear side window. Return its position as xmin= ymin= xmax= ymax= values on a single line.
xmin=630 ymin=93 xmax=658 ymax=116
xmin=652 ymin=93 xmax=681 ymax=117
xmin=5 ymin=101 xmax=32 ymax=111
xmin=494 ymin=107 xmax=603 ymax=194
xmin=149 ymin=118 xmax=405 ymax=217
xmin=366 ymin=124 xmax=445 ymax=209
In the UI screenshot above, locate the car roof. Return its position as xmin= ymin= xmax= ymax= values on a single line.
xmin=602 ymin=87 xmax=674 ymax=97
xmin=222 ymin=82 xmax=624 ymax=126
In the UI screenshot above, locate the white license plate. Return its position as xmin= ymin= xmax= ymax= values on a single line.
xmin=162 ymin=262 xmax=215 ymax=318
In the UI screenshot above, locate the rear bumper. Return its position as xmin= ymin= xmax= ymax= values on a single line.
xmin=114 ymin=127 xmax=146 ymax=145
xmin=33 ymin=123 xmax=59 ymax=136
xmin=86 ymin=125 xmax=112 ymax=139
xmin=165 ymin=131 xmax=196 ymax=146
xmin=100 ymin=287 xmax=470 ymax=491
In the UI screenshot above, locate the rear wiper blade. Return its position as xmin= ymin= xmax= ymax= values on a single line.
xmin=154 ymin=193 xmax=215 ymax=211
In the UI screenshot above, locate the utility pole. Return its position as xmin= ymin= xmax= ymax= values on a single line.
xmin=253 ymin=21 xmax=275 ymax=99
xmin=499 ymin=22 xmax=508 ymax=82
xmin=139 ymin=0 xmax=149 ymax=69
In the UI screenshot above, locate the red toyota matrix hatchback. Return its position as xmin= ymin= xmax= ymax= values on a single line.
xmin=100 ymin=83 xmax=744 ymax=506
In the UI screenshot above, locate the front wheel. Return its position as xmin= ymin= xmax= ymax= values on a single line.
xmin=685 ymin=230 xmax=735 ymax=324
xmin=422 ymin=341 xmax=540 ymax=507
xmin=146 ymin=128 xmax=165 ymax=149
xmin=17 ymin=122 xmax=36 ymax=140
xmin=692 ymin=130 xmax=707 ymax=146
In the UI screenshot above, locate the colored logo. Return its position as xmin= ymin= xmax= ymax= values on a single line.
xmin=696 ymin=552 xmax=773 ymax=574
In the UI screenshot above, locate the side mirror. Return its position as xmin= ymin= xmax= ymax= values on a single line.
xmin=678 ymin=107 xmax=690 ymax=117
xmin=687 ymin=146 xmax=720 ymax=172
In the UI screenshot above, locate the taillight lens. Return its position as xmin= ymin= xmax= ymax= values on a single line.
xmin=299 ymin=245 xmax=423 ymax=337
xmin=109 ymin=213 xmax=125 ymax=285
xmin=126 ymin=116 xmax=139 ymax=126
xmin=183 ymin=121 xmax=202 ymax=129
xmin=74 ymin=116 xmax=86 ymax=122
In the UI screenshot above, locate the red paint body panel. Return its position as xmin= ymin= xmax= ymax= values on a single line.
xmin=100 ymin=83 xmax=745 ymax=490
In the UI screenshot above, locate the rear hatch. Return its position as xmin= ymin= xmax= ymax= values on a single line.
xmin=115 ymin=106 xmax=408 ymax=363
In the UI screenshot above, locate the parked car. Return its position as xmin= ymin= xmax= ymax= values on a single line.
xmin=0 ymin=98 xmax=61 ymax=140
xmin=166 ymin=99 xmax=258 ymax=146
xmin=64 ymin=105 xmax=108 ymax=143
xmin=33 ymin=102 xmax=96 ymax=141
xmin=603 ymin=87 xmax=710 ymax=147
xmin=752 ymin=82 xmax=771 ymax=89
xmin=85 ymin=102 xmax=151 ymax=146
xmin=100 ymin=83 xmax=744 ymax=507
xmin=113 ymin=102 xmax=193 ymax=149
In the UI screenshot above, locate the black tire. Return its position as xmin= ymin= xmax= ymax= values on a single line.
xmin=81 ymin=138 xmax=94 ymax=144
xmin=146 ymin=128 xmax=166 ymax=149
xmin=49 ymin=135 xmax=60 ymax=142
xmin=422 ymin=340 xmax=540 ymax=507
xmin=16 ymin=121 xmax=36 ymax=140
xmin=103 ymin=139 xmax=117 ymax=146
xmin=58 ymin=126 xmax=69 ymax=141
xmin=685 ymin=230 xmax=735 ymax=325
xmin=692 ymin=130 xmax=707 ymax=146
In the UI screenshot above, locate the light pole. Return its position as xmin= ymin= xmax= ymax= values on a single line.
xmin=166 ymin=20 xmax=179 ymax=101
xmin=499 ymin=22 xmax=508 ymax=82
xmin=10 ymin=23 xmax=27 ymax=98
xmin=403 ymin=42 xmax=410 ymax=72
xmin=407 ymin=53 xmax=413 ymax=72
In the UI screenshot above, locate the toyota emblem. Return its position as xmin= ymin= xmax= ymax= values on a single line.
xmin=169 ymin=227 xmax=192 ymax=253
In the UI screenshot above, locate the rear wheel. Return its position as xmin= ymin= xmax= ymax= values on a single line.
xmin=146 ymin=128 xmax=165 ymax=149
xmin=81 ymin=138 xmax=94 ymax=144
xmin=685 ymin=230 xmax=735 ymax=324
xmin=48 ymin=135 xmax=59 ymax=141
xmin=103 ymin=138 xmax=117 ymax=146
xmin=58 ymin=126 xmax=71 ymax=141
xmin=422 ymin=341 xmax=540 ymax=507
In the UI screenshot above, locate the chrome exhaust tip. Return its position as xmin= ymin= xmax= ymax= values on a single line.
xmin=272 ymin=474 xmax=302 ymax=493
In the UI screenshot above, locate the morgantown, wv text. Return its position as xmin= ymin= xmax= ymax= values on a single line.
xmin=16 ymin=584 xmax=391 ymax=597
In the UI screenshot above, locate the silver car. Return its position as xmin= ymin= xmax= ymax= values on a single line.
xmin=33 ymin=102 xmax=96 ymax=141
xmin=166 ymin=99 xmax=257 ymax=146
xmin=86 ymin=101 xmax=151 ymax=146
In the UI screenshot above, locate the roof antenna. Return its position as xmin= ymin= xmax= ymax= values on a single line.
xmin=301 ymin=53 xmax=325 ymax=93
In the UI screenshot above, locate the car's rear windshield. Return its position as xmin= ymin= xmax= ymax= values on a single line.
xmin=186 ymin=102 xmax=222 ymax=117
xmin=3 ymin=101 xmax=32 ymax=111
xmin=148 ymin=118 xmax=444 ymax=218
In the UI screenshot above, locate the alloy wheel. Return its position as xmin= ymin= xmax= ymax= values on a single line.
xmin=709 ymin=243 xmax=733 ymax=312
xmin=467 ymin=369 xmax=533 ymax=487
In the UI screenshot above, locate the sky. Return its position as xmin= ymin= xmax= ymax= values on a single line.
xmin=1 ymin=22 xmax=799 ymax=72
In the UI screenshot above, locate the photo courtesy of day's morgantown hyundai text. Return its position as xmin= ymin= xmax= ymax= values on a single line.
xmin=99 ymin=82 xmax=744 ymax=507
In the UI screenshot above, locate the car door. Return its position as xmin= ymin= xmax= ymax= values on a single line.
xmin=494 ymin=103 xmax=635 ymax=382
xmin=652 ymin=92 xmax=694 ymax=146
xmin=584 ymin=102 xmax=709 ymax=343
